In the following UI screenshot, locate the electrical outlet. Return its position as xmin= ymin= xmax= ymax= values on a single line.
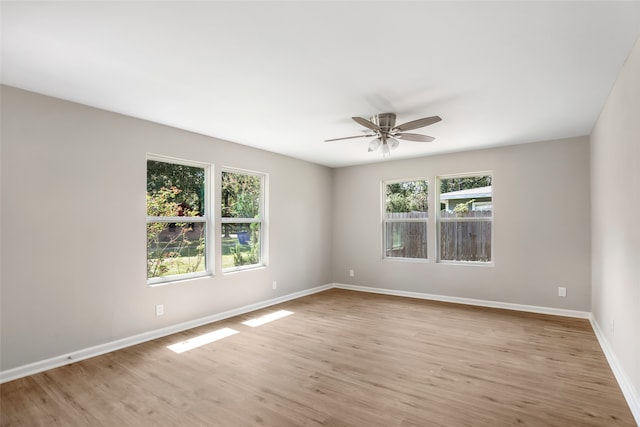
xmin=155 ymin=304 xmax=164 ymax=316
xmin=272 ymin=281 xmax=277 ymax=290
xmin=349 ymin=269 xmax=355 ymax=277
xmin=558 ymin=287 xmax=566 ymax=297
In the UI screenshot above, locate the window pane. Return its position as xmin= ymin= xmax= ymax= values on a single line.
xmin=147 ymin=160 xmax=205 ymax=217
xmin=439 ymin=220 xmax=492 ymax=262
xmin=221 ymin=223 xmax=261 ymax=269
xmin=385 ymin=221 xmax=427 ymax=258
xmin=147 ymin=222 xmax=206 ymax=278
xmin=384 ymin=180 xmax=428 ymax=260
xmin=438 ymin=175 xmax=492 ymax=263
xmin=221 ymin=172 xmax=261 ymax=218
xmin=385 ymin=180 xmax=428 ymax=216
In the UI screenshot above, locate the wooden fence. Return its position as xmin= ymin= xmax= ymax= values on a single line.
xmin=385 ymin=210 xmax=492 ymax=261
xmin=440 ymin=210 xmax=492 ymax=262
xmin=385 ymin=212 xmax=428 ymax=258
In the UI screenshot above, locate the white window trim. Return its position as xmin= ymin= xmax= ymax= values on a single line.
xmin=381 ymin=178 xmax=429 ymax=262
xmin=221 ymin=167 xmax=267 ymax=273
xmin=146 ymin=154 xmax=213 ymax=285
xmin=436 ymin=172 xmax=494 ymax=266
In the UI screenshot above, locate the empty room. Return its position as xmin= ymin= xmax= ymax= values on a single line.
xmin=1 ymin=1 xmax=639 ymax=426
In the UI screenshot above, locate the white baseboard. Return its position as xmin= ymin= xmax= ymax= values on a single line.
xmin=590 ymin=315 xmax=640 ymax=425
xmin=0 ymin=284 xmax=333 ymax=384
xmin=333 ymin=283 xmax=591 ymax=318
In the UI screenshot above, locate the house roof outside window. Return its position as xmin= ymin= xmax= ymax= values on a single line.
xmin=440 ymin=186 xmax=492 ymax=200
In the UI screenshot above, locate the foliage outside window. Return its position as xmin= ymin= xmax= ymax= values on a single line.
xmin=147 ymin=157 xmax=209 ymax=284
xmin=221 ymin=170 xmax=265 ymax=271
xmin=438 ymin=174 xmax=492 ymax=263
xmin=383 ymin=180 xmax=428 ymax=260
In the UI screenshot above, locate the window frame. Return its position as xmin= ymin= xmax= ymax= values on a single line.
xmin=146 ymin=154 xmax=213 ymax=285
xmin=381 ymin=178 xmax=430 ymax=262
xmin=220 ymin=167 xmax=267 ymax=273
xmin=436 ymin=172 xmax=494 ymax=266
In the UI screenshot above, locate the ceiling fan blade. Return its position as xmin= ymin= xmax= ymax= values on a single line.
xmin=325 ymin=134 xmax=374 ymax=142
xmin=397 ymin=133 xmax=435 ymax=142
xmin=352 ymin=116 xmax=381 ymax=132
xmin=394 ymin=116 xmax=442 ymax=132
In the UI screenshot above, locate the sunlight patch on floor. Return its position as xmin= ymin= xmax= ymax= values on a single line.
xmin=167 ymin=327 xmax=239 ymax=354
xmin=242 ymin=310 xmax=294 ymax=327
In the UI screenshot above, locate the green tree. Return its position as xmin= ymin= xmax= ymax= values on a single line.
xmin=440 ymin=176 xmax=491 ymax=195
xmin=453 ymin=199 xmax=476 ymax=217
xmin=147 ymin=160 xmax=205 ymax=215
xmin=221 ymin=171 xmax=261 ymax=238
xmin=221 ymin=172 xmax=261 ymax=218
xmin=386 ymin=181 xmax=428 ymax=213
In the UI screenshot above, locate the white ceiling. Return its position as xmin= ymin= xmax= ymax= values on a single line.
xmin=2 ymin=1 xmax=640 ymax=168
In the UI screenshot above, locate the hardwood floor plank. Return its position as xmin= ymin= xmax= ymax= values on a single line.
xmin=1 ymin=289 xmax=635 ymax=426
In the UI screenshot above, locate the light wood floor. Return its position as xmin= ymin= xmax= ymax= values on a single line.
xmin=1 ymin=289 xmax=635 ymax=426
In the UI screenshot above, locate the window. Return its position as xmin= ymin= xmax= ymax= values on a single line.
xmin=147 ymin=156 xmax=211 ymax=284
xmin=221 ymin=169 xmax=265 ymax=271
xmin=383 ymin=179 xmax=428 ymax=260
xmin=438 ymin=174 xmax=492 ymax=263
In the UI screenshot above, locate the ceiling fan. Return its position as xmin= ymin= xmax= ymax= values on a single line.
xmin=325 ymin=113 xmax=442 ymax=156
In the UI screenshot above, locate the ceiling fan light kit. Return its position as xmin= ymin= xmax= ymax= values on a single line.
xmin=326 ymin=112 xmax=442 ymax=157
xmin=368 ymin=138 xmax=381 ymax=152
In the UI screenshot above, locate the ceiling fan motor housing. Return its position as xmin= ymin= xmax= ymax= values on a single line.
xmin=370 ymin=113 xmax=396 ymax=133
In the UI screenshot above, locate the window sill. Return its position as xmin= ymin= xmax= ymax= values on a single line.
xmin=383 ymin=257 xmax=429 ymax=263
xmin=437 ymin=261 xmax=494 ymax=267
xmin=148 ymin=272 xmax=212 ymax=287
xmin=222 ymin=264 xmax=267 ymax=275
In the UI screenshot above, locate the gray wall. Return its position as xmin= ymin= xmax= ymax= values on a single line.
xmin=332 ymin=137 xmax=591 ymax=311
xmin=0 ymin=83 xmax=604 ymax=380
xmin=0 ymin=86 xmax=333 ymax=371
xmin=591 ymin=37 xmax=640 ymax=404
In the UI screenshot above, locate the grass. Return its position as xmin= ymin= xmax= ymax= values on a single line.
xmin=149 ymin=236 xmax=254 ymax=277
xmin=147 ymin=254 xmax=205 ymax=278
